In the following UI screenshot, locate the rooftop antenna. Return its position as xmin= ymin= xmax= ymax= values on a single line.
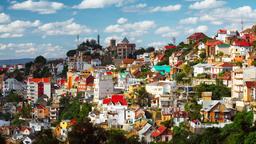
xmin=241 ymin=18 xmax=244 ymax=32
xmin=172 ymin=37 xmax=176 ymax=45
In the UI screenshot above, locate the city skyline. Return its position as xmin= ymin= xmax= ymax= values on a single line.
xmin=0 ymin=0 xmax=256 ymax=59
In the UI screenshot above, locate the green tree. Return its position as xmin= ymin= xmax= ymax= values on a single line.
xmin=78 ymin=103 xmax=92 ymax=122
xmin=134 ymin=86 xmax=151 ymax=107
xmin=252 ymin=60 xmax=256 ymax=66
xmin=6 ymin=90 xmax=20 ymax=103
xmin=33 ymin=129 xmax=58 ymax=144
xmin=146 ymin=47 xmax=155 ymax=53
xmin=161 ymin=119 xmax=173 ymax=128
xmin=194 ymin=83 xmax=231 ymax=100
xmin=69 ymin=119 xmax=107 ymax=144
xmin=34 ymin=55 xmax=47 ymax=65
xmin=0 ymin=134 xmax=5 ymax=144
xmin=66 ymin=49 xmax=76 ymax=57
xmin=199 ymin=52 xmax=206 ymax=59
xmin=107 ymin=129 xmax=127 ymax=144
xmin=244 ymin=132 xmax=256 ymax=144
xmin=184 ymin=100 xmax=202 ymax=120
xmin=174 ymin=72 xmax=186 ymax=84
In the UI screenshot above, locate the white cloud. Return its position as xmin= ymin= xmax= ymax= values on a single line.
xmin=189 ymin=0 xmax=226 ymax=10
xmin=0 ymin=20 xmax=40 ymax=38
xmin=122 ymin=3 xmax=147 ymax=12
xmin=37 ymin=19 xmax=94 ymax=37
xmin=195 ymin=6 xmax=256 ymax=29
xmin=104 ymin=35 xmax=122 ymax=45
xmin=0 ymin=13 xmax=10 ymax=23
xmin=0 ymin=43 xmax=65 ymax=58
xmin=155 ymin=26 xmax=180 ymax=38
xmin=187 ymin=25 xmax=208 ymax=34
xmin=105 ymin=19 xmax=156 ymax=38
xmin=74 ymin=0 xmax=133 ymax=9
xmin=10 ymin=0 xmax=64 ymax=14
xmin=123 ymin=4 xmax=181 ymax=13
xmin=147 ymin=41 xmax=166 ymax=48
xmin=117 ymin=17 xmax=128 ymax=24
xmin=179 ymin=17 xmax=198 ymax=24
xmin=150 ymin=4 xmax=181 ymax=12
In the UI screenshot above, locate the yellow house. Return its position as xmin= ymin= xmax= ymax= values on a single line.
xmin=244 ymin=81 xmax=256 ymax=102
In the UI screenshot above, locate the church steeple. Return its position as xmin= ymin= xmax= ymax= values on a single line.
xmin=122 ymin=37 xmax=129 ymax=44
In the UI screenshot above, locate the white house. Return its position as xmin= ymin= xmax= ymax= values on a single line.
xmin=137 ymin=53 xmax=151 ymax=63
xmin=93 ymin=70 xmax=113 ymax=102
xmin=2 ymin=78 xmax=26 ymax=96
xmin=215 ymin=44 xmax=230 ymax=55
xmin=211 ymin=62 xmax=233 ymax=76
xmin=115 ymin=71 xmax=143 ymax=91
xmin=91 ymin=58 xmax=102 ymax=66
xmin=230 ymin=45 xmax=251 ymax=59
xmin=193 ymin=63 xmax=213 ymax=77
xmin=215 ymin=29 xmax=238 ymax=43
xmin=146 ymin=81 xmax=176 ymax=96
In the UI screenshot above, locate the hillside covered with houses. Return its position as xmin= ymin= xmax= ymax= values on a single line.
xmin=1 ymin=22 xmax=256 ymax=144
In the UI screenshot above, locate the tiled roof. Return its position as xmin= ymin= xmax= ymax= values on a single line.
xmin=219 ymin=62 xmax=233 ymax=67
xmin=28 ymin=78 xmax=50 ymax=83
xmin=165 ymin=45 xmax=176 ymax=50
xmin=187 ymin=32 xmax=207 ymax=40
xmin=151 ymin=125 xmax=167 ymax=137
xmin=233 ymin=39 xmax=251 ymax=47
xmin=218 ymin=29 xmax=227 ymax=34
xmin=206 ymin=40 xmax=223 ymax=47
xmin=103 ymin=94 xmax=128 ymax=106
xmin=122 ymin=58 xmax=135 ymax=64
xmin=246 ymin=81 xmax=256 ymax=88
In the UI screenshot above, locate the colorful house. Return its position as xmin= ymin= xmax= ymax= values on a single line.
xmin=151 ymin=125 xmax=172 ymax=142
xmin=152 ymin=65 xmax=171 ymax=76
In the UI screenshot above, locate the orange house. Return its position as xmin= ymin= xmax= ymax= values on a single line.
xmin=200 ymin=93 xmax=233 ymax=123
xmin=33 ymin=105 xmax=49 ymax=119
xmin=234 ymin=55 xmax=244 ymax=63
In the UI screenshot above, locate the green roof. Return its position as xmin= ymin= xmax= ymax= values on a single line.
xmin=218 ymin=44 xmax=230 ymax=48
xmin=152 ymin=65 xmax=171 ymax=75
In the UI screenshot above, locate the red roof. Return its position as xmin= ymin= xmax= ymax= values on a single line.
xmin=220 ymin=62 xmax=233 ymax=67
xmin=57 ymin=79 xmax=66 ymax=86
xmin=70 ymin=118 xmax=77 ymax=126
xmin=151 ymin=126 xmax=167 ymax=137
xmin=122 ymin=58 xmax=135 ymax=64
xmin=187 ymin=32 xmax=207 ymax=41
xmin=164 ymin=45 xmax=176 ymax=50
xmin=29 ymin=77 xmax=50 ymax=83
xmin=103 ymin=94 xmax=128 ymax=106
xmin=246 ymin=81 xmax=256 ymax=88
xmin=36 ymin=104 xmax=46 ymax=109
xmin=206 ymin=40 xmax=223 ymax=47
xmin=233 ymin=39 xmax=251 ymax=47
xmin=157 ymin=54 xmax=165 ymax=61
xmin=20 ymin=127 xmax=31 ymax=132
xmin=218 ymin=29 xmax=227 ymax=34
xmin=75 ymin=76 xmax=80 ymax=82
xmin=105 ymin=71 xmax=113 ymax=75
xmin=174 ymin=61 xmax=183 ymax=67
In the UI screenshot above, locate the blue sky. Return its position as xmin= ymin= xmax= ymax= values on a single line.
xmin=0 ymin=0 xmax=256 ymax=59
